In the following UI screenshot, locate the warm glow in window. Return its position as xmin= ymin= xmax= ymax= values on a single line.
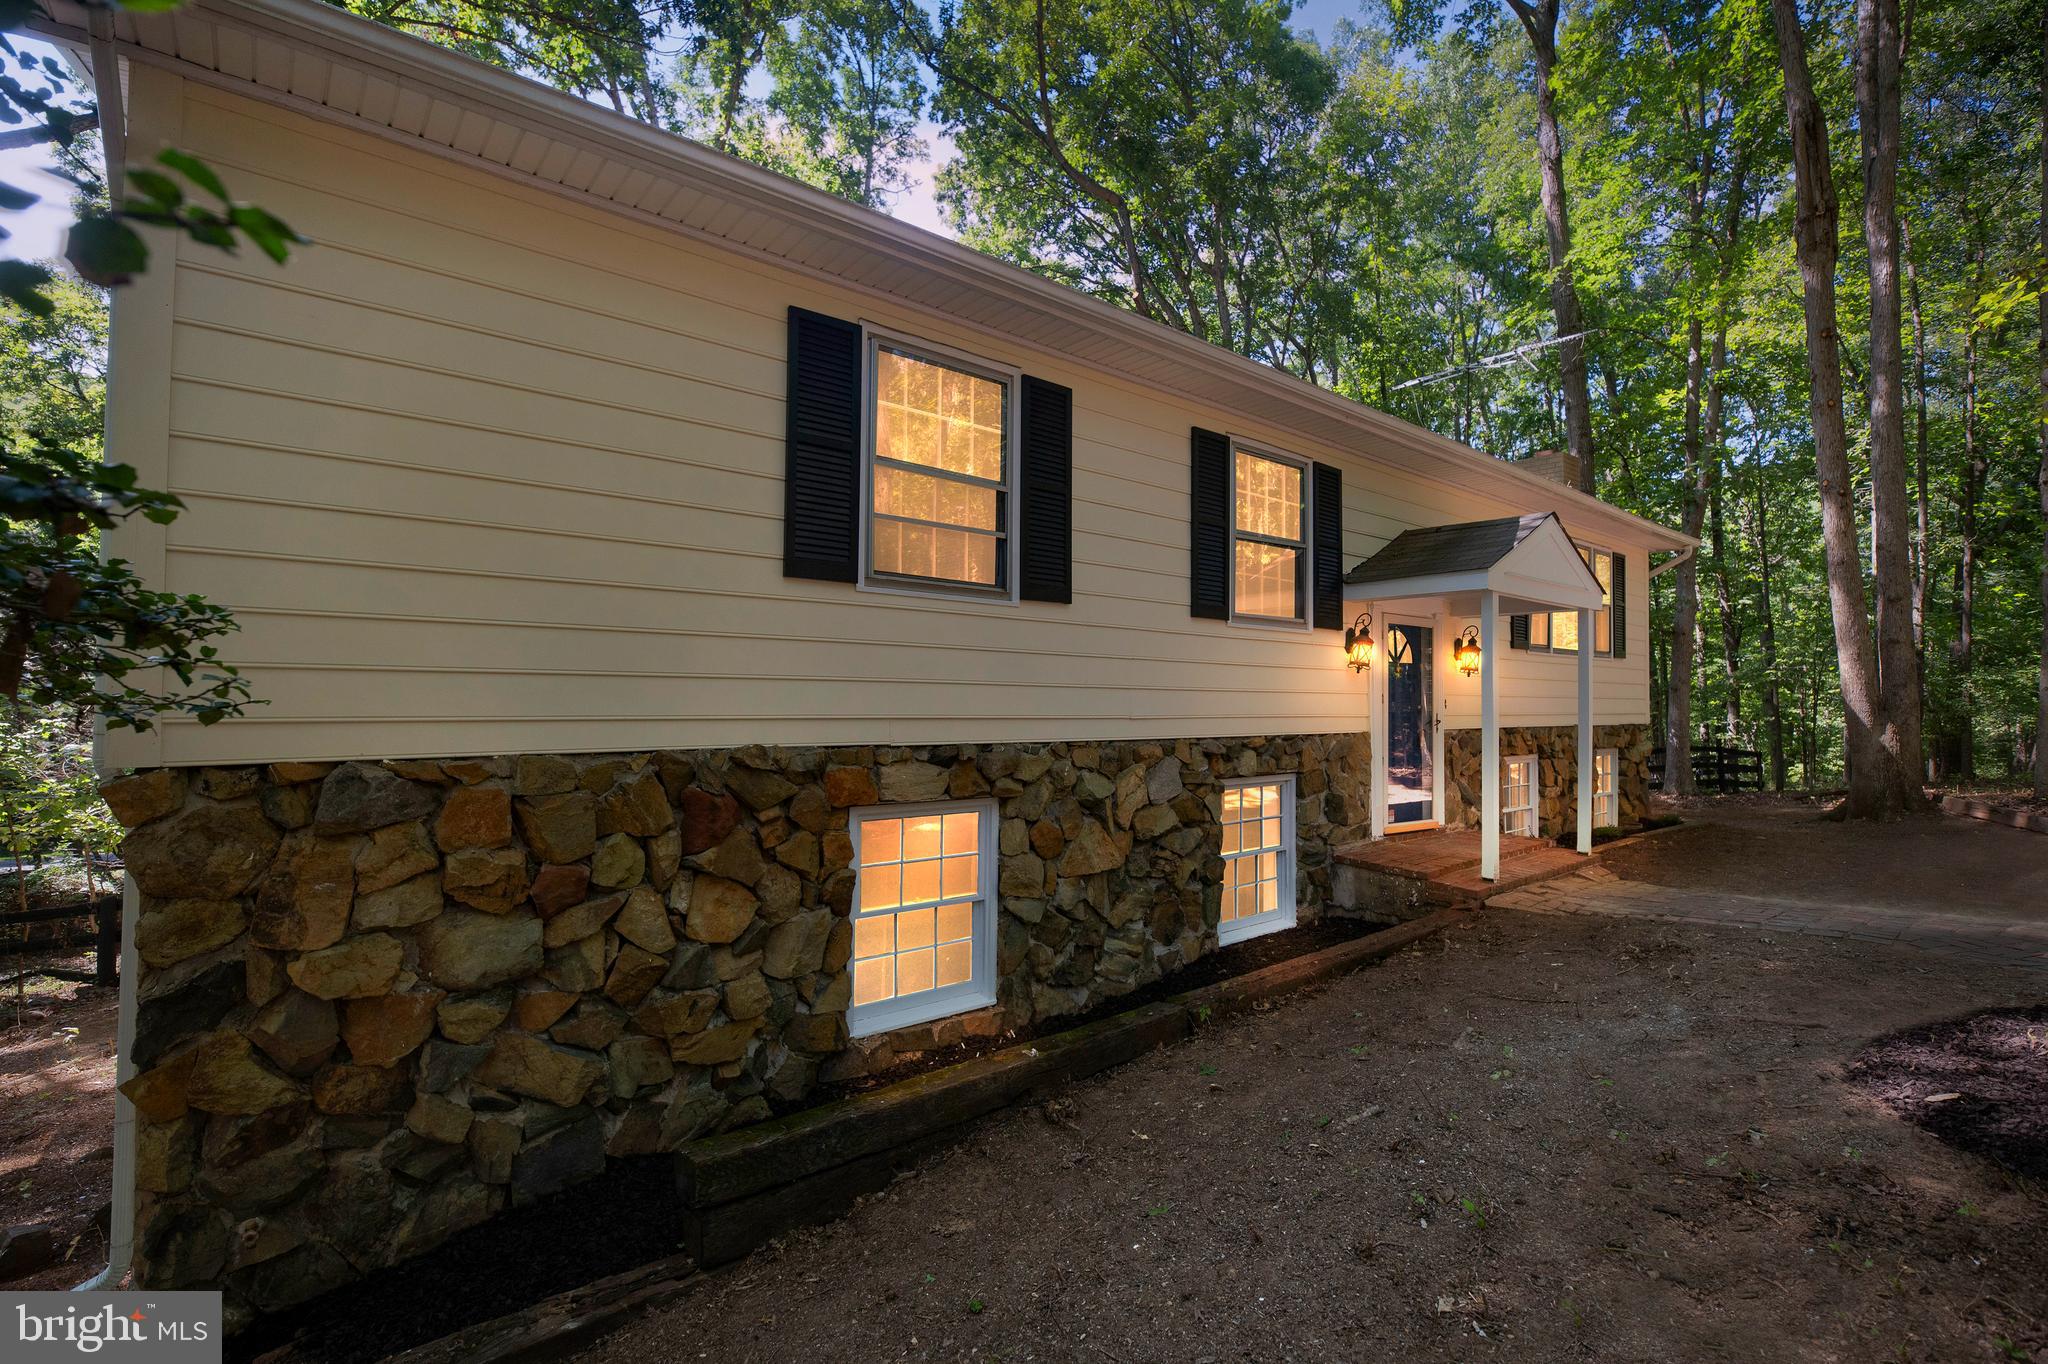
xmin=1232 ymin=450 xmax=1305 ymax=621
xmin=870 ymin=346 xmax=1007 ymax=588
xmin=1220 ymin=780 xmax=1290 ymax=931
xmin=852 ymin=808 xmax=983 ymax=1010
xmin=1546 ymin=547 xmax=1612 ymax=655
xmin=1595 ymin=748 xmax=1619 ymax=827
xmin=1502 ymin=756 xmax=1536 ymax=837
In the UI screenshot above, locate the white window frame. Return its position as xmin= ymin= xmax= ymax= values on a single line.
xmin=1227 ymin=439 xmax=1313 ymax=630
xmin=857 ymin=326 xmax=1021 ymax=604
xmin=847 ymin=797 xmax=1000 ymax=1037
xmin=1527 ymin=545 xmax=1613 ymax=656
xmin=1501 ymin=754 xmax=1537 ymax=838
xmin=1217 ymin=774 xmax=1298 ymax=944
xmin=1594 ymin=747 xmax=1620 ymax=828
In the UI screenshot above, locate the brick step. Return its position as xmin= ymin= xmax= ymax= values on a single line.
xmin=1333 ymin=835 xmax=1558 ymax=880
xmin=1427 ymin=847 xmax=1588 ymax=905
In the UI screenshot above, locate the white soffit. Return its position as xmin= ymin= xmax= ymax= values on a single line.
xmin=31 ymin=0 xmax=1693 ymax=554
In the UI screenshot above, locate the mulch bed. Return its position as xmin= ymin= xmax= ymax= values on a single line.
xmin=812 ymin=914 xmax=1381 ymax=1102
xmin=1844 ymin=1004 xmax=2048 ymax=1180
xmin=232 ymin=1157 xmax=681 ymax=1364
xmin=235 ymin=914 xmax=1384 ymax=1363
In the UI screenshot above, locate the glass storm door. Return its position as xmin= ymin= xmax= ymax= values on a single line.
xmin=1385 ymin=622 xmax=1435 ymax=826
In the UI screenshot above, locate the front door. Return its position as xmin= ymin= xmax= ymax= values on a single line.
xmin=1385 ymin=621 xmax=1435 ymax=826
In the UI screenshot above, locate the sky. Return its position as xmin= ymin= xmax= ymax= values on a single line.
xmin=3 ymin=2 xmax=1371 ymax=261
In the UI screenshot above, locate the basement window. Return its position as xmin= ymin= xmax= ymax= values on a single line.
xmin=1219 ymin=776 xmax=1296 ymax=944
xmin=1502 ymin=756 xmax=1537 ymax=838
xmin=849 ymin=799 xmax=997 ymax=1036
xmin=1595 ymin=748 xmax=1620 ymax=828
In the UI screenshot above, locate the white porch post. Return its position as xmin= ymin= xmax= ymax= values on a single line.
xmin=1577 ymin=605 xmax=1594 ymax=854
xmin=1480 ymin=590 xmax=1499 ymax=881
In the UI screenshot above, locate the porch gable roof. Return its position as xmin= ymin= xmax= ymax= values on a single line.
xmin=1342 ymin=512 xmax=1606 ymax=615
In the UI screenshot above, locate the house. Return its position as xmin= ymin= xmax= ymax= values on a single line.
xmin=35 ymin=0 xmax=1692 ymax=1319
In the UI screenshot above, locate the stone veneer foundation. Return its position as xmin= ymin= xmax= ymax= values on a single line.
xmin=1442 ymin=724 xmax=1654 ymax=836
xmin=102 ymin=732 xmax=1370 ymax=1323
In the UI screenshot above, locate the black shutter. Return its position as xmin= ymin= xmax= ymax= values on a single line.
xmin=1509 ymin=614 xmax=1530 ymax=649
xmin=783 ymin=307 xmax=862 ymax=582
xmin=1189 ymin=427 xmax=1230 ymax=620
xmin=1610 ymin=551 xmax=1628 ymax=658
xmin=1018 ymin=376 xmax=1073 ymax=603
xmin=1311 ymin=462 xmax=1343 ymax=630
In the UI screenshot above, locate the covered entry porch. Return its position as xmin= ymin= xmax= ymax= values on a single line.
xmin=1342 ymin=513 xmax=1608 ymax=882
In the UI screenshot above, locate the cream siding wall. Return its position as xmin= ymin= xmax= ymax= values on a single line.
xmin=102 ymin=70 xmax=1659 ymax=769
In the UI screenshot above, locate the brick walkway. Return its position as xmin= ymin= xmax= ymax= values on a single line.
xmin=1491 ymin=862 xmax=2048 ymax=974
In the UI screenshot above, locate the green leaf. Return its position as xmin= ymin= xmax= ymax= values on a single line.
xmin=157 ymin=148 xmax=230 ymax=201
xmin=125 ymin=168 xmax=185 ymax=210
xmin=0 ymin=258 xmax=55 ymax=314
xmin=65 ymin=215 xmax=149 ymax=286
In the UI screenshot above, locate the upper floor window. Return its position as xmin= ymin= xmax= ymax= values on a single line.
xmin=866 ymin=339 xmax=1013 ymax=594
xmin=1232 ymin=446 xmax=1308 ymax=623
xmin=1528 ymin=545 xmax=1613 ymax=656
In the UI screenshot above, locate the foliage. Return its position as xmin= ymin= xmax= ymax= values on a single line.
xmin=7 ymin=0 xmax=2044 ymax=784
xmin=2 ymin=0 xmax=314 ymax=734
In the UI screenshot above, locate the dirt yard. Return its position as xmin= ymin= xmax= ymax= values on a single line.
xmin=580 ymin=911 xmax=2048 ymax=1364
xmin=0 ymin=978 xmax=118 ymax=1289
xmin=1605 ymin=796 xmax=2048 ymax=922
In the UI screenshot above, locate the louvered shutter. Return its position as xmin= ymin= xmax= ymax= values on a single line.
xmin=1018 ymin=376 xmax=1073 ymax=603
xmin=1189 ymin=427 xmax=1230 ymax=620
xmin=782 ymin=307 xmax=862 ymax=582
xmin=1311 ymin=462 xmax=1343 ymax=630
xmin=1509 ymin=614 xmax=1531 ymax=649
xmin=1610 ymin=551 xmax=1628 ymax=658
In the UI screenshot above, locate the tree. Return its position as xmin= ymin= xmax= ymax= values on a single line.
xmin=2038 ymin=0 xmax=2047 ymax=799
xmin=1764 ymin=0 xmax=1913 ymax=817
xmin=1855 ymin=0 xmax=1927 ymax=800
xmin=2 ymin=0 xmax=305 ymax=732
xmin=765 ymin=0 xmax=927 ymax=207
xmin=1500 ymin=0 xmax=1596 ymax=493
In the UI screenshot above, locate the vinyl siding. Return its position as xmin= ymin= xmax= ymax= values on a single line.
xmin=102 ymin=70 xmax=1658 ymax=768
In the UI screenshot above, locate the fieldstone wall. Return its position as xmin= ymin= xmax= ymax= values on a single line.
xmin=102 ymin=731 xmax=1370 ymax=1323
xmin=1442 ymin=723 xmax=1653 ymax=836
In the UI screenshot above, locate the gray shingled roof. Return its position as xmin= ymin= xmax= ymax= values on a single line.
xmin=1343 ymin=513 xmax=1556 ymax=585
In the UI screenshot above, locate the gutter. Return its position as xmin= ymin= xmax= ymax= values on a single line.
xmin=75 ymin=13 xmax=138 ymax=1295
xmin=1649 ymin=545 xmax=1697 ymax=580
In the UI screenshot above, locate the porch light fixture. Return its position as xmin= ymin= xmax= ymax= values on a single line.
xmin=1344 ymin=611 xmax=1374 ymax=673
xmin=1453 ymin=625 xmax=1482 ymax=677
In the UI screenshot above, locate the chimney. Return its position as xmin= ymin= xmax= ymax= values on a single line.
xmin=1516 ymin=449 xmax=1581 ymax=488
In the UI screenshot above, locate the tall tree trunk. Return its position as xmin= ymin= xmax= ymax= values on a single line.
xmin=1903 ymin=215 xmax=1930 ymax=756
xmin=1856 ymin=0 xmax=1928 ymax=807
xmin=1711 ymin=472 xmax=1741 ymax=737
xmin=1506 ymin=0 xmax=1596 ymax=493
xmin=1667 ymin=313 xmax=1710 ymax=792
xmin=1956 ymin=309 xmax=1982 ymax=778
xmin=1750 ymin=449 xmax=1787 ymax=790
xmin=1768 ymin=0 xmax=1906 ymax=819
xmin=2037 ymin=0 xmax=2048 ymax=800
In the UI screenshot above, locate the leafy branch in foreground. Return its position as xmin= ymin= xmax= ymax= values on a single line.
xmin=2 ymin=0 xmax=306 ymax=732
xmin=0 ymin=447 xmax=251 ymax=730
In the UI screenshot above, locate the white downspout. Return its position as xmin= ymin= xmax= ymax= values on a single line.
xmin=74 ymin=876 xmax=140 ymax=1292
xmin=76 ymin=12 xmax=137 ymax=1294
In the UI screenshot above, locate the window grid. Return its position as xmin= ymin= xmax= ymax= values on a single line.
xmin=850 ymin=804 xmax=990 ymax=1028
xmin=1220 ymin=777 xmax=1295 ymax=942
xmin=1230 ymin=447 xmax=1307 ymax=623
xmin=1594 ymin=748 xmax=1619 ymax=828
xmin=1502 ymin=756 xmax=1536 ymax=838
xmin=866 ymin=341 xmax=1012 ymax=593
xmin=1533 ymin=546 xmax=1613 ymax=656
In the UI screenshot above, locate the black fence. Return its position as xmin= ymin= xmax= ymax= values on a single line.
xmin=1 ymin=895 xmax=121 ymax=988
xmin=1649 ymin=744 xmax=1765 ymax=793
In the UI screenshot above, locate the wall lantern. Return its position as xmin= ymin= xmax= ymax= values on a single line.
xmin=1344 ymin=611 xmax=1374 ymax=673
xmin=1453 ymin=624 xmax=1482 ymax=677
